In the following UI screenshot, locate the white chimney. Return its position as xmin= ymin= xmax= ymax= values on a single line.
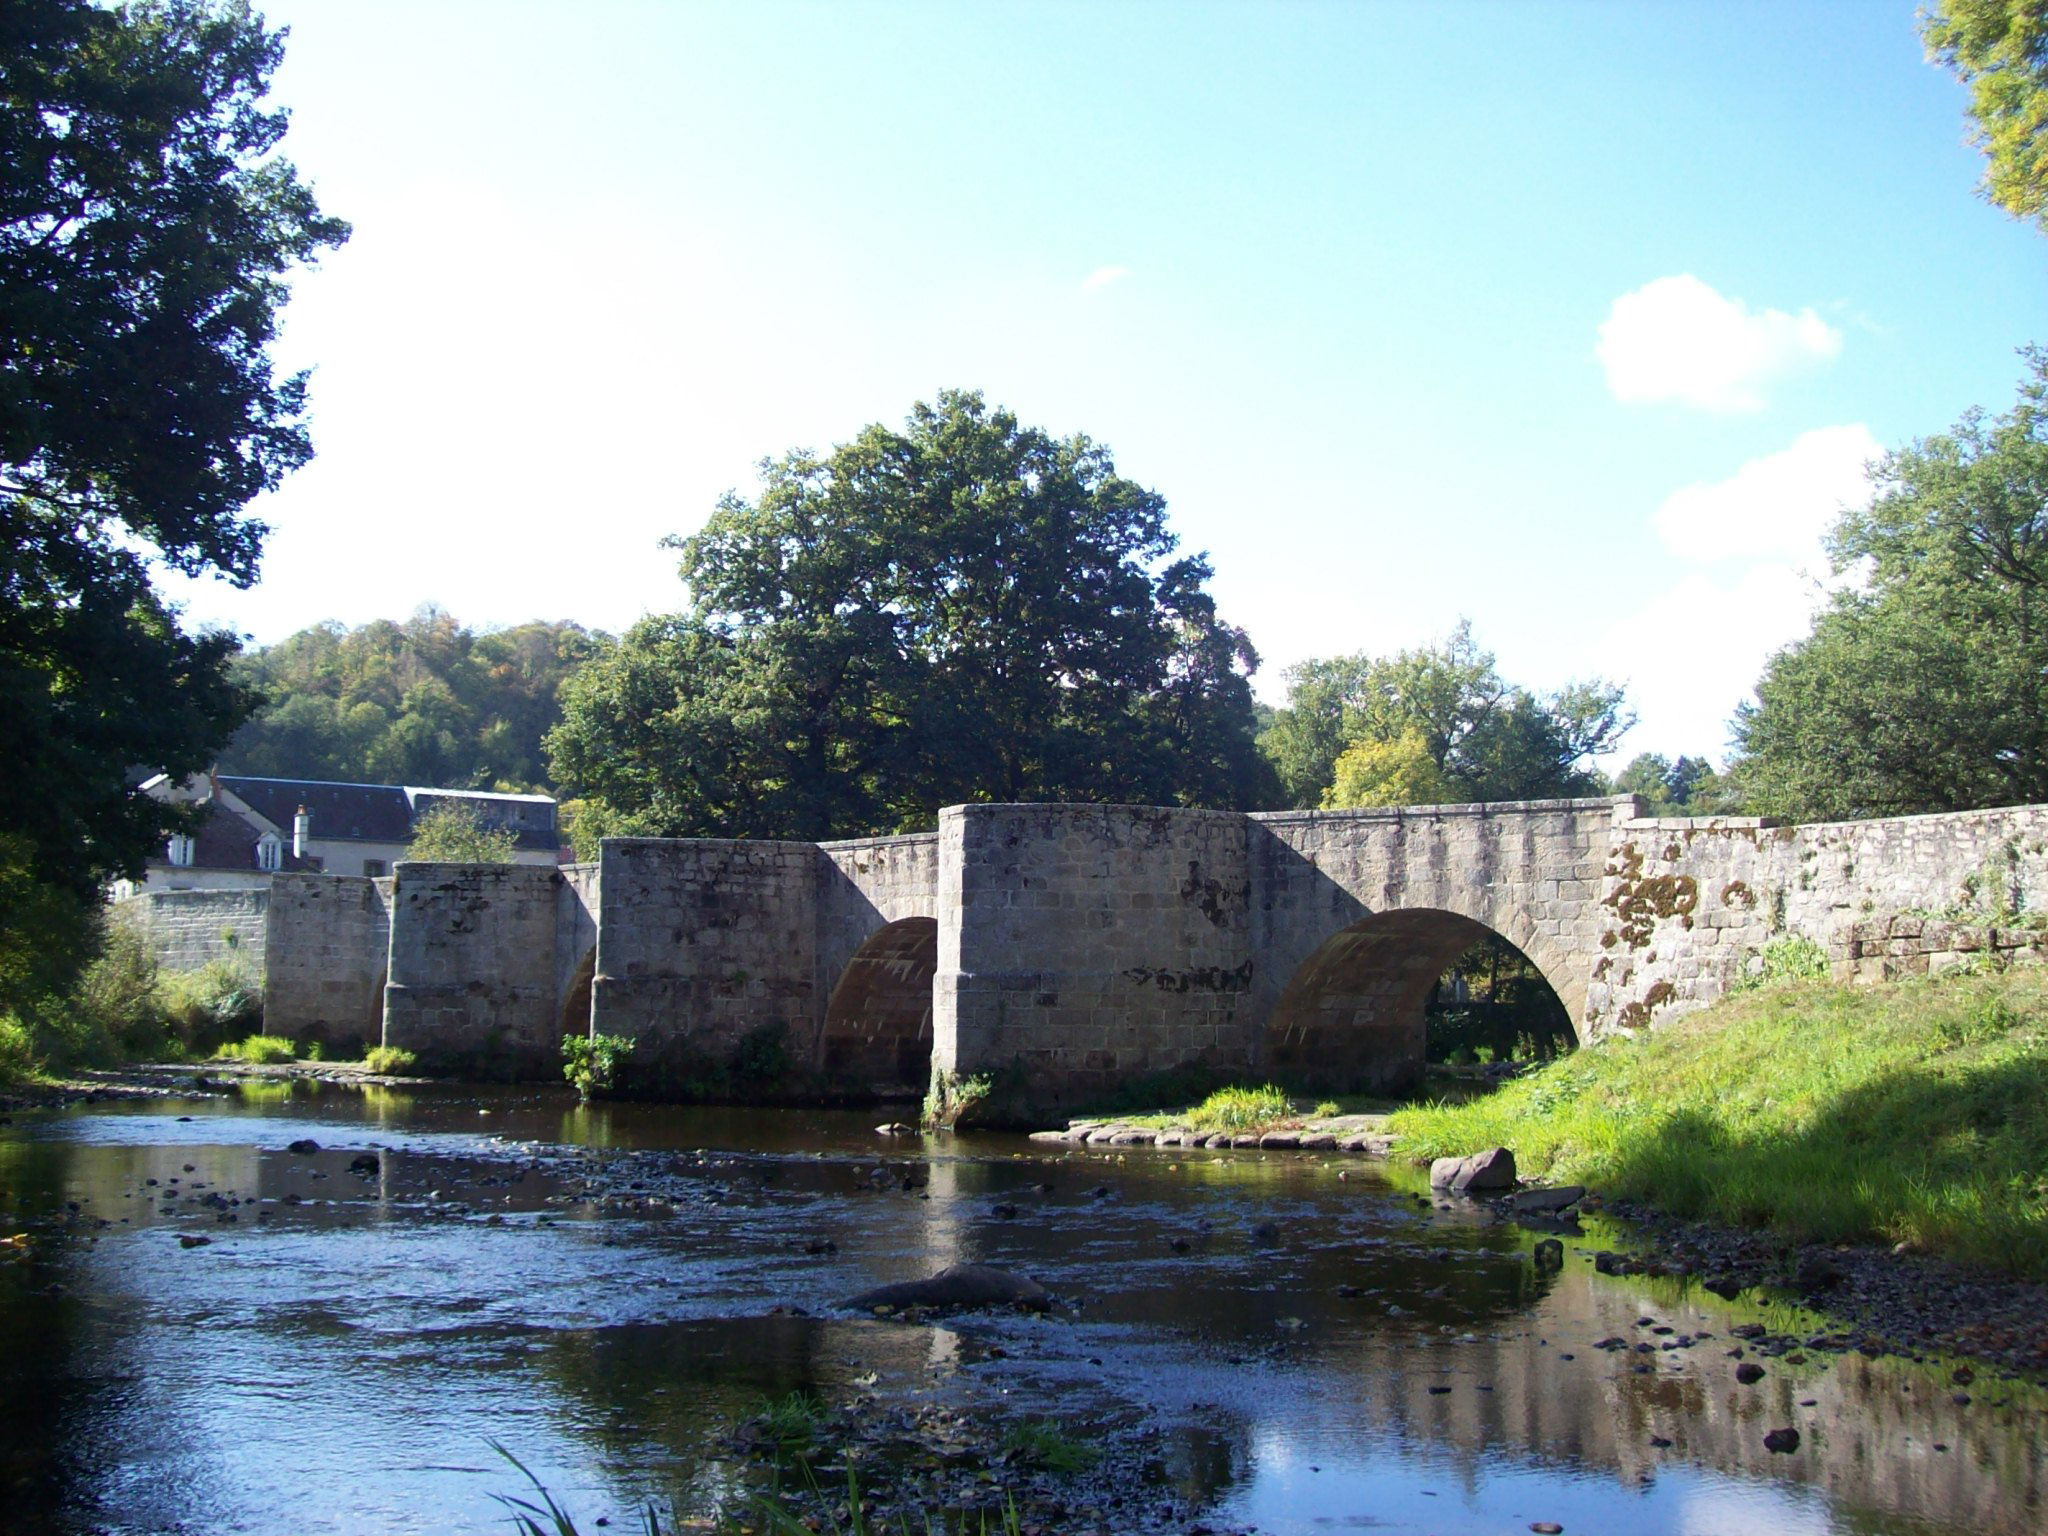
xmin=293 ymin=806 xmax=310 ymax=859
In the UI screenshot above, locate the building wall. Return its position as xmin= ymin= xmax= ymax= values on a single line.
xmin=381 ymin=863 xmax=561 ymax=1076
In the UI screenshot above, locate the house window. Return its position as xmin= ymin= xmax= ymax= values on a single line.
xmin=363 ymin=859 xmax=387 ymax=877
xmin=256 ymin=833 xmax=283 ymax=872
xmin=167 ymin=834 xmax=195 ymax=867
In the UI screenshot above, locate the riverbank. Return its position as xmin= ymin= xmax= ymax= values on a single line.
xmin=1386 ymin=966 xmax=2048 ymax=1280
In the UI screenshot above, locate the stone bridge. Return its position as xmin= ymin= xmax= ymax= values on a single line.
xmin=116 ymin=796 xmax=2048 ymax=1120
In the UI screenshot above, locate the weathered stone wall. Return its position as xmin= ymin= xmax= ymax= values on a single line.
xmin=1590 ymin=805 xmax=2048 ymax=1033
xmin=591 ymin=839 xmax=821 ymax=1083
xmin=263 ymin=873 xmax=392 ymax=1051
xmin=115 ymin=887 xmax=269 ymax=979
xmin=556 ymin=862 xmax=600 ymax=1039
xmin=934 ymin=803 xmax=1254 ymax=1116
xmin=1842 ymin=913 xmax=2048 ymax=981
xmin=382 ymin=863 xmax=561 ymax=1075
xmin=1246 ymin=798 xmax=1622 ymax=1088
xmin=814 ymin=833 xmax=941 ymax=1086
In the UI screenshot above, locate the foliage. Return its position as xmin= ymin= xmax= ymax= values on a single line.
xmin=2 ymin=0 xmax=347 ymax=898
xmin=223 ymin=610 xmax=607 ymax=792
xmin=923 ymin=1066 xmax=1001 ymax=1130
xmin=1612 ymin=752 xmax=1739 ymax=815
xmin=751 ymin=1392 xmax=827 ymax=1455
xmin=1387 ymin=967 xmax=2048 ymax=1277
xmin=563 ymin=1032 xmax=635 ymax=1099
xmin=404 ymin=797 xmax=521 ymax=863
xmin=1426 ymin=934 xmax=1575 ymax=1062
xmin=1327 ymin=728 xmax=1454 ymax=807
xmin=1184 ymin=1082 xmax=1293 ymax=1131
xmin=363 ymin=1045 xmax=417 ymax=1075
xmin=1922 ymin=0 xmax=2048 ymax=232
xmin=215 ymin=1032 xmax=295 ymax=1064
xmin=549 ymin=391 xmax=1276 ymax=841
xmin=1733 ymin=352 xmax=2048 ymax=818
xmin=1262 ymin=623 xmax=1629 ymax=810
xmin=1735 ymin=934 xmax=1830 ymax=990
xmin=157 ymin=958 xmax=262 ymax=1050
xmin=998 ymin=1421 xmax=1101 ymax=1475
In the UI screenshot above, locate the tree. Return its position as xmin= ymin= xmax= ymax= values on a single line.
xmin=1613 ymin=752 xmax=1736 ymax=814
xmin=223 ymin=611 xmax=607 ymax=790
xmin=548 ymin=391 xmax=1274 ymax=840
xmin=1265 ymin=623 xmax=1631 ymax=809
xmin=1922 ymin=0 xmax=2048 ymax=233
xmin=2 ymin=0 xmax=348 ymax=898
xmin=404 ymin=800 xmax=519 ymax=864
xmin=1733 ymin=350 xmax=2048 ymax=819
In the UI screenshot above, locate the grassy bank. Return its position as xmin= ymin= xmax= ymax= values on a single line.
xmin=1387 ymin=967 xmax=2048 ymax=1278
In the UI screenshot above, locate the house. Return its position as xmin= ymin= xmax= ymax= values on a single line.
xmin=114 ymin=772 xmax=562 ymax=896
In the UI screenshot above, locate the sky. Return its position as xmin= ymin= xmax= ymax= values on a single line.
xmin=156 ymin=0 xmax=2048 ymax=766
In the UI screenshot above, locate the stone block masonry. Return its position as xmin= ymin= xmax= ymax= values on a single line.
xmin=195 ymin=794 xmax=2048 ymax=1113
xmin=116 ymin=887 xmax=269 ymax=979
xmin=933 ymin=803 xmax=1255 ymax=1118
xmin=382 ymin=864 xmax=562 ymax=1076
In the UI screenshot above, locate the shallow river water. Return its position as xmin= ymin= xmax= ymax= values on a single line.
xmin=0 ymin=1082 xmax=2041 ymax=1535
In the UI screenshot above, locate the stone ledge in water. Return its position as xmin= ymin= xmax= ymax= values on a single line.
xmin=842 ymin=1263 xmax=1051 ymax=1314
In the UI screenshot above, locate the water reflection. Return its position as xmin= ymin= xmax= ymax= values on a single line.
xmin=0 ymin=1088 xmax=2040 ymax=1534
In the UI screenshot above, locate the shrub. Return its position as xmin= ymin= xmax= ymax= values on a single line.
xmin=363 ymin=1045 xmax=418 ymax=1075
xmin=217 ymin=1034 xmax=296 ymax=1064
xmin=1186 ymin=1083 xmax=1293 ymax=1131
xmin=158 ymin=959 xmax=263 ymax=1052
xmin=1739 ymin=933 xmax=1830 ymax=990
xmin=563 ymin=1032 xmax=634 ymax=1099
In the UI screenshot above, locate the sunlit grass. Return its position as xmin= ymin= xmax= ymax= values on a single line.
xmin=213 ymin=1033 xmax=297 ymax=1065
xmin=1387 ymin=967 xmax=2048 ymax=1277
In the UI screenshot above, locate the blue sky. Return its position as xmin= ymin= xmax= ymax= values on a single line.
xmin=160 ymin=0 xmax=2048 ymax=765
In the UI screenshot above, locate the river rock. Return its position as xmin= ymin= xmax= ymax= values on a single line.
xmin=842 ymin=1263 xmax=1050 ymax=1314
xmin=1259 ymin=1132 xmax=1301 ymax=1149
xmin=1430 ymin=1147 xmax=1517 ymax=1192
xmin=1532 ymin=1238 xmax=1565 ymax=1271
xmin=874 ymin=1123 xmax=914 ymax=1137
xmin=1763 ymin=1427 xmax=1801 ymax=1454
xmin=348 ymin=1153 xmax=380 ymax=1176
xmin=1736 ymin=1362 xmax=1766 ymax=1384
xmin=286 ymin=1139 xmax=320 ymax=1155
xmin=1509 ymin=1184 xmax=1584 ymax=1214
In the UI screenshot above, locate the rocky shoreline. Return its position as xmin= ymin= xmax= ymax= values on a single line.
xmin=1026 ymin=1112 xmax=1397 ymax=1154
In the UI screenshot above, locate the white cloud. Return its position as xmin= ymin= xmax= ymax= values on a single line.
xmin=1654 ymin=423 xmax=1882 ymax=562
xmin=1597 ymin=274 xmax=1843 ymax=411
xmin=1081 ymin=264 xmax=1131 ymax=291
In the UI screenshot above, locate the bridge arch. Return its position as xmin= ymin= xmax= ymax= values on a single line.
xmin=1262 ymin=905 xmax=1579 ymax=1095
xmin=819 ymin=917 xmax=938 ymax=1094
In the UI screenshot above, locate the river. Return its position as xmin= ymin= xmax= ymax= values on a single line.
xmin=0 ymin=1082 xmax=2039 ymax=1534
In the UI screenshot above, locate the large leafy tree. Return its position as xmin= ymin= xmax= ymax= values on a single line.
xmin=549 ymin=391 xmax=1274 ymax=841
xmin=1735 ymin=351 xmax=2048 ymax=819
xmin=1260 ymin=623 xmax=1630 ymax=809
xmin=1 ymin=0 xmax=347 ymax=898
xmin=1922 ymin=0 xmax=2048 ymax=233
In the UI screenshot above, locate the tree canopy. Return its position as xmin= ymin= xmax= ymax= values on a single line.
xmin=1734 ymin=350 xmax=2048 ymax=819
xmin=548 ymin=391 xmax=1274 ymax=841
xmin=1258 ymin=623 xmax=1630 ymax=810
xmin=1 ymin=0 xmax=346 ymax=896
xmin=1922 ymin=0 xmax=2048 ymax=233
xmin=404 ymin=800 xmax=519 ymax=864
xmin=223 ymin=610 xmax=607 ymax=791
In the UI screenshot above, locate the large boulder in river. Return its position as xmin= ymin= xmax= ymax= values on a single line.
xmin=1429 ymin=1147 xmax=1517 ymax=1192
xmin=843 ymin=1263 xmax=1050 ymax=1314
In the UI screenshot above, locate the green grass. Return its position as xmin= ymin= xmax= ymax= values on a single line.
xmin=363 ymin=1045 xmax=417 ymax=1075
xmin=998 ymin=1421 xmax=1100 ymax=1475
xmin=1183 ymin=1083 xmax=1293 ymax=1131
xmin=1386 ymin=967 xmax=2048 ymax=1278
xmin=214 ymin=1033 xmax=297 ymax=1065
